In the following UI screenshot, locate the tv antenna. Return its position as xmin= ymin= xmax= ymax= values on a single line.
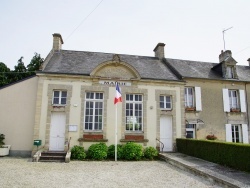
xmin=222 ymin=27 xmax=233 ymax=51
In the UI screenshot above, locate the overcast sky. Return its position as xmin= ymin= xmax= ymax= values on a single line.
xmin=1 ymin=0 xmax=250 ymax=69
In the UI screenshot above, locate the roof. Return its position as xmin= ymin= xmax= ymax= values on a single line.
xmin=42 ymin=49 xmax=250 ymax=82
xmin=43 ymin=50 xmax=180 ymax=81
xmin=166 ymin=58 xmax=250 ymax=82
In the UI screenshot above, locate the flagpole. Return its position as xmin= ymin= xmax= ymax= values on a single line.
xmin=115 ymin=101 xmax=117 ymax=162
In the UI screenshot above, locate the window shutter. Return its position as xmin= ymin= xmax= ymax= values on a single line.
xmin=223 ymin=89 xmax=230 ymax=112
xmin=225 ymin=124 xmax=232 ymax=142
xmin=242 ymin=124 xmax=249 ymax=144
xmin=239 ymin=90 xmax=246 ymax=112
xmin=195 ymin=87 xmax=202 ymax=111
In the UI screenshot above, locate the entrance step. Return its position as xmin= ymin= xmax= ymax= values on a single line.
xmin=39 ymin=151 xmax=67 ymax=162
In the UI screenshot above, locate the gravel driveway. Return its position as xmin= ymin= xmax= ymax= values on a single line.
xmin=0 ymin=157 xmax=221 ymax=188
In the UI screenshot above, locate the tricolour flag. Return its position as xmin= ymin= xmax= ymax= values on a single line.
xmin=114 ymin=82 xmax=122 ymax=104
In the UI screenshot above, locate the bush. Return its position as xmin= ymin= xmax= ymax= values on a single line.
xmin=122 ymin=142 xmax=143 ymax=160
xmin=144 ymin=146 xmax=158 ymax=160
xmin=0 ymin=134 xmax=5 ymax=147
xmin=107 ymin=144 xmax=123 ymax=159
xmin=87 ymin=143 xmax=108 ymax=160
xmin=176 ymin=138 xmax=250 ymax=172
xmin=70 ymin=145 xmax=86 ymax=160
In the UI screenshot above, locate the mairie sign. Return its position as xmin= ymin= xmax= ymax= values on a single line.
xmin=99 ymin=80 xmax=131 ymax=86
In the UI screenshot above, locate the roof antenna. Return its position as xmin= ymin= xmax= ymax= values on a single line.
xmin=222 ymin=27 xmax=233 ymax=51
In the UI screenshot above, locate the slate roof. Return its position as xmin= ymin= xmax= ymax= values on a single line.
xmin=43 ymin=50 xmax=180 ymax=81
xmin=42 ymin=49 xmax=250 ymax=82
xmin=166 ymin=58 xmax=250 ymax=82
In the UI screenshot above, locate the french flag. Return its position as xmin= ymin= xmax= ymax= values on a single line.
xmin=114 ymin=82 xmax=122 ymax=104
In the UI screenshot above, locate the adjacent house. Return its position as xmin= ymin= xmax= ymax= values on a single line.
xmin=0 ymin=33 xmax=249 ymax=157
xmin=166 ymin=50 xmax=250 ymax=143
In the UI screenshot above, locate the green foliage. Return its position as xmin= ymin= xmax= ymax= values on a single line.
xmin=87 ymin=143 xmax=108 ymax=160
xmin=27 ymin=53 xmax=44 ymax=74
xmin=107 ymin=144 xmax=123 ymax=159
xmin=122 ymin=142 xmax=144 ymax=161
xmin=144 ymin=146 xmax=159 ymax=160
xmin=176 ymin=138 xmax=250 ymax=172
xmin=0 ymin=53 xmax=44 ymax=87
xmin=0 ymin=134 xmax=5 ymax=147
xmin=70 ymin=145 xmax=86 ymax=160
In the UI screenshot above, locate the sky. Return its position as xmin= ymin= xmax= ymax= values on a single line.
xmin=1 ymin=0 xmax=250 ymax=70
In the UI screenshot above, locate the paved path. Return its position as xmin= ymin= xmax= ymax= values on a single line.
xmin=0 ymin=157 xmax=221 ymax=188
xmin=159 ymin=153 xmax=250 ymax=188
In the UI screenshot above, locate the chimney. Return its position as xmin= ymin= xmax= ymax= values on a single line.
xmin=219 ymin=50 xmax=232 ymax=63
xmin=52 ymin=33 xmax=64 ymax=51
xmin=153 ymin=43 xmax=165 ymax=59
xmin=248 ymin=58 xmax=250 ymax=66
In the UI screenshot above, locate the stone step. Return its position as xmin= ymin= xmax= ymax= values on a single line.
xmin=39 ymin=151 xmax=67 ymax=162
xmin=41 ymin=151 xmax=66 ymax=156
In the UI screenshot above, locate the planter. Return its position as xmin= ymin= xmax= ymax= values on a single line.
xmin=0 ymin=145 xmax=11 ymax=156
xmin=185 ymin=107 xmax=196 ymax=111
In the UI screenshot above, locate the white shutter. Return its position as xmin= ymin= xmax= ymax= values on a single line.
xmin=242 ymin=124 xmax=249 ymax=144
xmin=225 ymin=124 xmax=232 ymax=142
xmin=223 ymin=89 xmax=230 ymax=112
xmin=239 ymin=90 xmax=246 ymax=112
xmin=195 ymin=87 xmax=202 ymax=111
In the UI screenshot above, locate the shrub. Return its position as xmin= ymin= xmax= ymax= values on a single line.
xmin=107 ymin=144 xmax=123 ymax=159
xmin=122 ymin=142 xmax=143 ymax=160
xmin=144 ymin=146 xmax=158 ymax=160
xmin=70 ymin=145 xmax=86 ymax=160
xmin=0 ymin=134 xmax=5 ymax=147
xmin=176 ymin=138 xmax=250 ymax=172
xmin=87 ymin=143 xmax=108 ymax=160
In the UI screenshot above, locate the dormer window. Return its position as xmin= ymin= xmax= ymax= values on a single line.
xmin=226 ymin=66 xmax=235 ymax=79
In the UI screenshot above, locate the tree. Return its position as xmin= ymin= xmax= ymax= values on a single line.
xmin=27 ymin=53 xmax=44 ymax=75
xmin=12 ymin=57 xmax=28 ymax=81
xmin=0 ymin=62 xmax=11 ymax=87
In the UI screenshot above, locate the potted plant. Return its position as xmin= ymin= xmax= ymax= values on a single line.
xmin=0 ymin=134 xmax=11 ymax=156
xmin=206 ymin=134 xmax=217 ymax=140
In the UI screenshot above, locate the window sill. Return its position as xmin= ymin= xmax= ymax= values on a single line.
xmin=185 ymin=107 xmax=196 ymax=112
xmin=230 ymin=108 xmax=241 ymax=113
xmin=78 ymin=138 xmax=108 ymax=142
xmin=120 ymin=139 xmax=148 ymax=143
xmin=160 ymin=108 xmax=172 ymax=111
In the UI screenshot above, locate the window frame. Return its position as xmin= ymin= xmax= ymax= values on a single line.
xmin=160 ymin=95 xmax=172 ymax=110
xmin=228 ymin=90 xmax=240 ymax=110
xmin=185 ymin=87 xmax=195 ymax=108
xmin=84 ymin=92 xmax=104 ymax=131
xmin=231 ymin=124 xmax=242 ymax=143
xmin=52 ymin=90 xmax=67 ymax=105
xmin=226 ymin=66 xmax=235 ymax=79
xmin=125 ymin=94 xmax=143 ymax=132
xmin=185 ymin=124 xmax=196 ymax=138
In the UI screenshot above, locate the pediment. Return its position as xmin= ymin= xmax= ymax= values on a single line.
xmin=90 ymin=55 xmax=140 ymax=80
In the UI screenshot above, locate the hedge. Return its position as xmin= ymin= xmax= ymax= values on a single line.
xmin=176 ymin=138 xmax=250 ymax=172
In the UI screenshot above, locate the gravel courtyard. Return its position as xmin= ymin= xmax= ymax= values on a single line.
xmin=0 ymin=157 xmax=221 ymax=188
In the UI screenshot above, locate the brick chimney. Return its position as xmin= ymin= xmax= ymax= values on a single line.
xmin=52 ymin=33 xmax=64 ymax=51
xmin=219 ymin=50 xmax=232 ymax=63
xmin=153 ymin=43 xmax=165 ymax=59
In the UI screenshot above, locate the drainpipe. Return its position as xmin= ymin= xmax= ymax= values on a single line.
xmin=245 ymin=83 xmax=250 ymax=143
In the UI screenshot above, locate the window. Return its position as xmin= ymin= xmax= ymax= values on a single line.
xmin=225 ymin=124 xmax=248 ymax=143
xmin=84 ymin=92 xmax=103 ymax=131
xmin=186 ymin=124 xmax=196 ymax=138
xmin=228 ymin=90 xmax=239 ymax=109
xmin=226 ymin=66 xmax=234 ymax=79
xmin=231 ymin=125 xmax=242 ymax=143
xmin=53 ymin=90 xmax=67 ymax=105
xmin=223 ymin=89 xmax=246 ymax=112
xmin=185 ymin=88 xmax=194 ymax=108
xmin=160 ymin=96 xmax=172 ymax=109
xmin=126 ymin=94 xmax=143 ymax=131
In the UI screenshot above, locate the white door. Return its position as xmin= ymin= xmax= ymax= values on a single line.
xmin=160 ymin=116 xmax=173 ymax=152
xmin=49 ymin=112 xmax=66 ymax=151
